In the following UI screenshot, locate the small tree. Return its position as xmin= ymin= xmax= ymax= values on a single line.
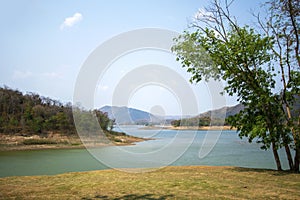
xmin=171 ymin=120 xmax=181 ymax=127
xmin=94 ymin=110 xmax=110 ymax=131
xmin=109 ymin=119 xmax=116 ymax=131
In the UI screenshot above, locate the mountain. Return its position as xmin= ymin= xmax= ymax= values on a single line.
xmin=100 ymin=106 xmax=162 ymax=125
xmin=198 ymin=104 xmax=244 ymax=119
xmin=100 ymin=104 xmax=244 ymax=125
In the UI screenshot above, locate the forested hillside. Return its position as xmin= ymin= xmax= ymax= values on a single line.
xmin=170 ymin=104 xmax=244 ymax=127
xmin=0 ymin=86 xmax=112 ymax=136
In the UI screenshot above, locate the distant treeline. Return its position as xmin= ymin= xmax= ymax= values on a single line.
xmin=171 ymin=116 xmax=229 ymax=127
xmin=0 ymin=86 xmax=113 ymax=135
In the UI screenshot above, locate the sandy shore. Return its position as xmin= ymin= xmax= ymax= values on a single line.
xmin=0 ymin=133 xmax=146 ymax=151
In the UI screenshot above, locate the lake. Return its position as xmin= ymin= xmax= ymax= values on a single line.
xmin=0 ymin=126 xmax=290 ymax=177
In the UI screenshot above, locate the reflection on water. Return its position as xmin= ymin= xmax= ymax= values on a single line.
xmin=0 ymin=126 xmax=289 ymax=177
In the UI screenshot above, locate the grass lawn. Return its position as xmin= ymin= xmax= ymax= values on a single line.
xmin=0 ymin=166 xmax=299 ymax=199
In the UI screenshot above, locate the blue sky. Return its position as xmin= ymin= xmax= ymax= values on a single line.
xmin=0 ymin=0 xmax=265 ymax=115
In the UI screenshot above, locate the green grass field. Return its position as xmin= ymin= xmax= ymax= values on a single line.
xmin=0 ymin=166 xmax=299 ymax=199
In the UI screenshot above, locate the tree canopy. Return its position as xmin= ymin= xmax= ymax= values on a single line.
xmin=0 ymin=86 xmax=113 ymax=136
xmin=172 ymin=0 xmax=300 ymax=171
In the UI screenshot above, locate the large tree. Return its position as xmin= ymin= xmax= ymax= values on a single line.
xmin=257 ymin=0 xmax=300 ymax=171
xmin=172 ymin=0 xmax=299 ymax=171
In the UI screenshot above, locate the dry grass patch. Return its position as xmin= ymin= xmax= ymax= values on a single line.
xmin=0 ymin=166 xmax=299 ymax=199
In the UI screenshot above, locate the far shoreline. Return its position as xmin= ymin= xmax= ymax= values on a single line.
xmin=140 ymin=125 xmax=236 ymax=131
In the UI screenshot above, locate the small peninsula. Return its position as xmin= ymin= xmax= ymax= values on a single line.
xmin=0 ymin=86 xmax=145 ymax=151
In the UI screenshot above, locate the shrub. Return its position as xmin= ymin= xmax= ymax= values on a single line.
xmin=23 ymin=138 xmax=57 ymax=145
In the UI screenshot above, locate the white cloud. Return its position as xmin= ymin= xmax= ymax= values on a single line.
xmin=60 ymin=12 xmax=83 ymax=30
xmin=194 ymin=8 xmax=215 ymax=22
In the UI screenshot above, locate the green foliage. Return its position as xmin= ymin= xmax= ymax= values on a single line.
xmin=73 ymin=109 xmax=113 ymax=135
xmin=94 ymin=110 xmax=110 ymax=131
xmin=171 ymin=120 xmax=181 ymax=127
xmin=171 ymin=116 xmax=226 ymax=127
xmin=173 ymin=25 xmax=279 ymax=143
xmin=23 ymin=138 xmax=58 ymax=145
xmin=172 ymin=0 xmax=300 ymax=171
xmin=107 ymin=130 xmax=126 ymax=136
xmin=0 ymin=86 xmax=113 ymax=136
xmin=172 ymin=30 xmax=221 ymax=82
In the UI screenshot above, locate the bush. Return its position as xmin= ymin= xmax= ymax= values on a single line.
xmin=23 ymin=139 xmax=57 ymax=145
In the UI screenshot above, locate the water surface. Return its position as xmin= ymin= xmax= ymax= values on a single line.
xmin=0 ymin=126 xmax=290 ymax=177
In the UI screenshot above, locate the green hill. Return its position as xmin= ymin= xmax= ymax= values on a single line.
xmin=0 ymin=86 xmax=143 ymax=149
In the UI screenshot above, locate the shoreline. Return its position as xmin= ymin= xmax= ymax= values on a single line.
xmin=140 ymin=125 xmax=236 ymax=131
xmin=0 ymin=133 xmax=146 ymax=152
xmin=0 ymin=126 xmax=236 ymax=151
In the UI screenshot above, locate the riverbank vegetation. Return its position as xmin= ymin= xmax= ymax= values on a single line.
xmin=171 ymin=116 xmax=228 ymax=127
xmin=0 ymin=86 xmax=143 ymax=150
xmin=1 ymin=166 xmax=299 ymax=199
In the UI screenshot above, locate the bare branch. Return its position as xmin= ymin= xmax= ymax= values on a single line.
xmin=287 ymin=0 xmax=300 ymax=68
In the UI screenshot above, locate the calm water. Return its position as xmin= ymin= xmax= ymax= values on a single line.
xmin=0 ymin=126 xmax=290 ymax=177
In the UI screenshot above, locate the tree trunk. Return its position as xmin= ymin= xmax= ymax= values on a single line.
xmin=284 ymin=144 xmax=294 ymax=171
xmin=272 ymin=141 xmax=282 ymax=171
xmin=283 ymin=105 xmax=299 ymax=172
xmin=294 ymin=147 xmax=300 ymax=172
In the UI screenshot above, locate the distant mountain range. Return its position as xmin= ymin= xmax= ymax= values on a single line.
xmin=100 ymin=106 xmax=162 ymax=125
xmin=198 ymin=104 xmax=244 ymax=119
xmin=100 ymin=104 xmax=244 ymax=125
